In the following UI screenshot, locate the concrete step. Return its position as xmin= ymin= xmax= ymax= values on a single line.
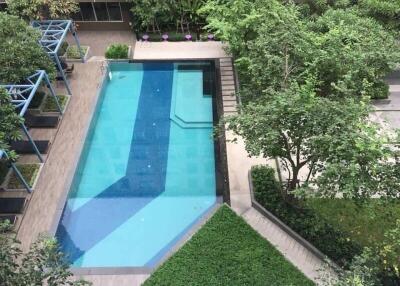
xmin=220 ymin=66 xmax=233 ymax=72
xmin=221 ymin=80 xmax=235 ymax=86
xmin=223 ymin=106 xmax=237 ymax=113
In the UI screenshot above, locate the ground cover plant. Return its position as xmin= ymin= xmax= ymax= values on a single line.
xmin=7 ymin=163 xmax=40 ymax=189
xmin=105 ymin=44 xmax=129 ymax=59
xmin=144 ymin=205 xmax=313 ymax=286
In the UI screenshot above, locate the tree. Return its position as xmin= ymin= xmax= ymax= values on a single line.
xmin=203 ymin=1 xmax=399 ymax=101
xmin=6 ymin=0 xmax=78 ymax=21
xmin=0 ymin=88 xmax=23 ymax=159
xmin=130 ymin=0 xmax=205 ymax=34
xmin=0 ymin=222 xmax=90 ymax=286
xmin=308 ymin=9 xmax=400 ymax=99
xmin=356 ymin=0 xmax=400 ymax=30
xmin=0 ymin=12 xmax=55 ymax=84
xmin=225 ymin=81 xmax=397 ymax=200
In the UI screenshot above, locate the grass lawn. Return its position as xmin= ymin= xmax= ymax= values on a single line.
xmin=306 ymin=199 xmax=400 ymax=247
xmin=41 ymin=95 xmax=69 ymax=112
xmin=7 ymin=163 xmax=40 ymax=189
xmin=144 ymin=205 xmax=313 ymax=286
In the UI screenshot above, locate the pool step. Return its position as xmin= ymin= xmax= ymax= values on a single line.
xmin=219 ymin=58 xmax=237 ymax=116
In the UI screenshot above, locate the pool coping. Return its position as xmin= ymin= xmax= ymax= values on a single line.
xmin=49 ymin=59 xmax=230 ymax=274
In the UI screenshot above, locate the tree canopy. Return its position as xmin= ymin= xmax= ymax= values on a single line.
xmin=0 ymin=222 xmax=90 ymax=286
xmin=6 ymin=0 xmax=78 ymax=21
xmin=0 ymin=88 xmax=22 ymax=158
xmin=0 ymin=12 xmax=55 ymax=84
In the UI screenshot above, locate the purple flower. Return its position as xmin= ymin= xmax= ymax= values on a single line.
xmin=185 ymin=34 xmax=192 ymax=41
xmin=162 ymin=34 xmax=169 ymax=41
xmin=142 ymin=34 xmax=149 ymax=41
xmin=207 ymin=34 xmax=215 ymax=40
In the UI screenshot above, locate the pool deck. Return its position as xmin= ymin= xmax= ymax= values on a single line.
xmin=14 ymin=38 xmax=334 ymax=285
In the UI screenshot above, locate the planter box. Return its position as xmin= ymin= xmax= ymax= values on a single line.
xmin=106 ymin=46 xmax=132 ymax=62
xmin=3 ymin=163 xmax=44 ymax=191
xmin=40 ymin=94 xmax=71 ymax=115
xmin=63 ymin=46 xmax=90 ymax=63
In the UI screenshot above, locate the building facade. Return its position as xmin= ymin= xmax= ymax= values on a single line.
xmin=73 ymin=0 xmax=132 ymax=30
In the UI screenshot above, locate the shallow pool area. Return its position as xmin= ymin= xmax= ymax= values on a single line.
xmin=56 ymin=62 xmax=217 ymax=268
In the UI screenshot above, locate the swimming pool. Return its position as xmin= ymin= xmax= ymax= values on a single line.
xmin=56 ymin=61 xmax=218 ymax=268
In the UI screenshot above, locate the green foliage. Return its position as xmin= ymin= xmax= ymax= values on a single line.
xmin=226 ymin=82 xmax=394 ymax=198
xmin=204 ymin=0 xmax=399 ymax=100
xmin=0 ymin=88 xmax=23 ymax=159
xmin=65 ymin=45 xmax=88 ymax=59
xmin=130 ymin=0 xmax=205 ymax=34
xmin=357 ymin=0 xmax=400 ymax=30
xmin=105 ymin=44 xmax=129 ymax=59
xmin=0 ymin=12 xmax=56 ymax=83
xmin=6 ymin=0 xmax=78 ymax=21
xmin=7 ymin=163 xmax=40 ymax=189
xmin=42 ymin=95 xmax=68 ymax=112
xmin=251 ymin=166 xmax=362 ymax=265
xmin=29 ymin=90 xmax=46 ymax=109
xmin=144 ymin=205 xmax=313 ymax=286
xmin=308 ymin=9 xmax=399 ymax=99
xmin=378 ymin=220 xmax=400 ymax=278
xmin=0 ymin=223 xmax=90 ymax=286
xmin=253 ymin=166 xmax=400 ymax=283
xmin=0 ymin=160 xmax=9 ymax=185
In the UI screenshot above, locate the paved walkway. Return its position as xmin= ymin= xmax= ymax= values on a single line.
xmin=133 ymin=41 xmax=228 ymax=60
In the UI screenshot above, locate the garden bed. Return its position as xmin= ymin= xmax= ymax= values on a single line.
xmin=251 ymin=165 xmax=400 ymax=280
xmin=138 ymin=32 xmax=218 ymax=42
xmin=5 ymin=163 xmax=42 ymax=190
xmin=41 ymin=94 xmax=70 ymax=113
xmin=144 ymin=205 xmax=313 ymax=286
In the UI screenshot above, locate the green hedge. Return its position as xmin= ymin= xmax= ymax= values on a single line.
xmin=41 ymin=95 xmax=68 ymax=112
xmin=105 ymin=44 xmax=129 ymax=59
xmin=144 ymin=205 xmax=313 ymax=286
xmin=251 ymin=165 xmax=363 ymax=266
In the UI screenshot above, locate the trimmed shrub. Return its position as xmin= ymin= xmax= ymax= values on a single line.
xmin=105 ymin=44 xmax=129 ymax=59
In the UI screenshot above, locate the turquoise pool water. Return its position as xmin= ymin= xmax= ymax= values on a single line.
xmin=56 ymin=62 xmax=217 ymax=267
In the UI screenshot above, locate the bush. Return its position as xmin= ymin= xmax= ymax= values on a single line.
xmin=105 ymin=44 xmax=129 ymax=59
xmin=251 ymin=165 xmax=363 ymax=266
xmin=66 ymin=45 xmax=88 ymax=59
xmin=41 ymin=95 xmax=68 ymax=112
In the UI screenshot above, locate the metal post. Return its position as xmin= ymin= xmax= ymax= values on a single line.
xmin=2 ymin=152 xmax=32 ymax=193
xmin=71 ymin=25 xmax=85 ymax=63
xmin=55 ymin=55 xmax=72 ymax=95
xmin=44 ymin=72 xmax=63 ymax=115
xmin=21 ymin=123 xmax=43 ymax=163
